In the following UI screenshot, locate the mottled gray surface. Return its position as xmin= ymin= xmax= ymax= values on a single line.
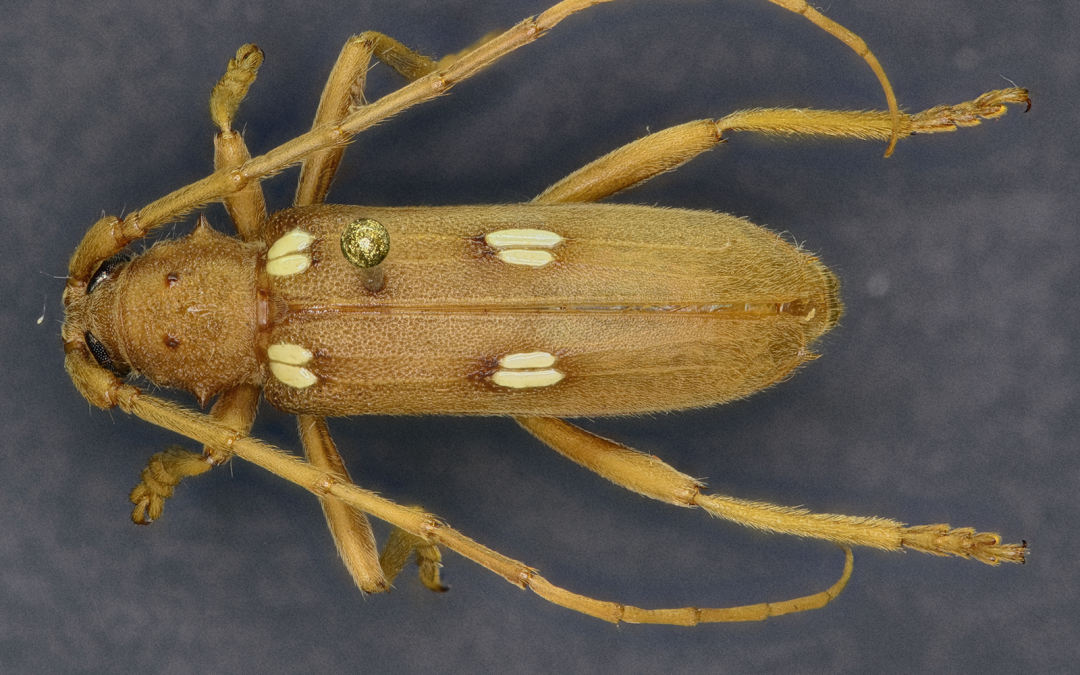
xmin=1 ymin=1 xmax=1074 ymax=673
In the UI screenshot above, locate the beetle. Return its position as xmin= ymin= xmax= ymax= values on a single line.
xmin=61 ymin=0 xmax=1028 ymax=624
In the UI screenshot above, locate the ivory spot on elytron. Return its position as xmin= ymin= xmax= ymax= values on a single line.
xmin=266 ymin=228 xmax=315 ymax=277
xmin=498 ymin=351 xmax=557 ymax=369
xmin=491 ymin=368 xmax=565 ymax=389
xmin=485 ymin=228 xmax=562 ymax=268
xmin=496 ymin=249 xmax=555 ymax=267
xmin=268 ymin=341 xmax=317 ymax=388
xmin=484 ymin=228 xmax=563 ymax=249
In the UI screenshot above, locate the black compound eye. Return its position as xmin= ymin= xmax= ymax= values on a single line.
xmin=86 ymin=252 xmax=131 ymax=295
xmin=84 ymin=331 xmax=129 ymax=376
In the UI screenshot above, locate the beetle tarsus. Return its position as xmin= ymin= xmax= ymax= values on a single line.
xmin=901 ymin=524 xmax=1027 ymax=565
xmin=128 ymin=446 xmax=212 ymax=524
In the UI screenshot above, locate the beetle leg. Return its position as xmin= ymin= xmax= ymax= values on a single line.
xmin=72 ymin=361 xmax=853 ymax=623
xmin=762 ymin=0 xmax=900 ymax=156
xmin=297 ymin=414 xmax=455 ymax=593
xmin=215 ymin=407 xmax=854 ymax=622
xmin=202 ymin=383 xmax=262 ymax=462
xmin=68 ymin=1 xmax=621 ymax=283
xmin=710 ymin=88 xmax=1031 ymax=144
xmin=295 ymin=29 xmax=508 ymax=207
xmin=295 ymin=33 xmax=442 ymax=207
xmin=64 ymin=0 xmax=918 ymax=278
xmin=128 ymin=383 xmax=260 ymax=523
xmin=297 ymin=415 xmax=449 ymax=593
xmin=379 ymin=517 xmax=449 ymax=593
xmin=297 ymin=415 xmax=390 ymax=594
xmin=515 ymin=416 xmax=1027 ymax=565
xmin=533 ymin=119 xmax=724 ymax=204
xmin=209 ymin=45 xmax=268 ymax=241
xmin=128 ymin=446 xmax=212 ymax=524
xmin=535 ymin=88 xmax=1031 ymax=205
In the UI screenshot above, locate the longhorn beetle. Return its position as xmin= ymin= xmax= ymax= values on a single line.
xmin=62 ymin=0 xmax=1028 ymax=624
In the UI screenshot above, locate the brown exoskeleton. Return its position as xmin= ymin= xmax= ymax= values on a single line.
xmin=62 ymin=0 xmax=1029 ymax=624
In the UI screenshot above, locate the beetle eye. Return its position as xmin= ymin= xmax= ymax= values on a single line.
xmin=86 ymin=252 xmax=131 ymax=294
xmin=84 ymin=331 xmax=129 ymax=376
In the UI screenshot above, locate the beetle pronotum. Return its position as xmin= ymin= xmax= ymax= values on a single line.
xmin=62 ymin=0 xmax=1028 ymax=624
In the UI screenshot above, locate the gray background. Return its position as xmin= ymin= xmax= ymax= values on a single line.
xmin=1 ymin=0 xmax=1074 ymax=673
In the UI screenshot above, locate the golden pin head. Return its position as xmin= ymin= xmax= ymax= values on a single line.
xmin=340 ymin=219 xmax=390 ymax=269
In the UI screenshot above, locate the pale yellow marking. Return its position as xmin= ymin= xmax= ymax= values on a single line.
xmin=268 ymin=228 xmax=315 ymax=259
xmin=498 ymin=351 xmax=556 ymax=369
xmin=266 ymin=254 xmax=312 ymax=277
xmin=491 ymin=368 xmax=564 ymax=389
xmin=484 ymin=228 xmax=563 ymax=249
xmin=802 ymin=308 xmax=817 ymax=322
xmin=268 ymin=341 xmax=317 ymax=388
xmin=496 ymin=249 xmax=554 ymax=267
xmin=269 ymin=362 xmax=318 ymax=389
xmin=267 ymin=228 xmax=315 ymax=277
xmin=268 ymin=343 xmax=313 ymax=366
